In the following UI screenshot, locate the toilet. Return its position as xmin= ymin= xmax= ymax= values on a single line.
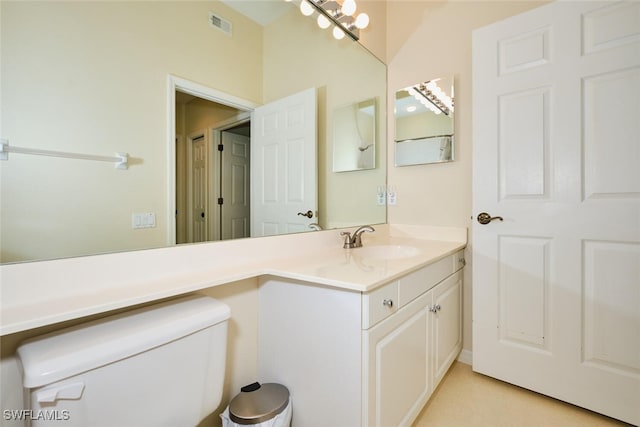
xmin=16 ymin=295 xmax=230 ymax=427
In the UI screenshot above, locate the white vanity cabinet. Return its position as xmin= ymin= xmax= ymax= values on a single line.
xmin=258 ymin=250 xmax=464 ymax=427
xmin=363 ymin=270 xmax=462 ymax=427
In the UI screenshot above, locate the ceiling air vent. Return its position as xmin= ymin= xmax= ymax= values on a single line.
xmin=209 ymin=12 xmax=232 ymax=36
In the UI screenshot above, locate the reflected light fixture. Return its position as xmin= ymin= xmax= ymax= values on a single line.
xmin=297 ymin=0 xmax=370 ymax=41
xmin=406 ymin=81 xmax=454 ymax=116
xmin=300 ymin=0 xmax=314 ymax=16
xmin=317 ymin=14 xmax=331 ymax=29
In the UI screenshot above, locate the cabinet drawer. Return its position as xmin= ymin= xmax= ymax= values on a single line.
xmin=398 ymin=250 xmax=464 ymax=307
xmin=362 ymin=281 xmax=398 ymax=329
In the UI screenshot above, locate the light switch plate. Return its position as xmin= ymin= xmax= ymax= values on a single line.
xmin=132 ymin=213 xmax=156 ymax=229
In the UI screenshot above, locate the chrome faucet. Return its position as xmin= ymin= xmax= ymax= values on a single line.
xmin=340 ymin=225 xmax=375 ymax=249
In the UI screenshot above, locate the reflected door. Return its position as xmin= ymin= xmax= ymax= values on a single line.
xmin=472 ymin=2 xmax=640 ymax=425
xmin=251 ymin=88 xmax=317 ymax=236
xmin=221 ymin=131 xmax=250 ymax=240
xmin=191 ymin=135 xmax=208 ymax=243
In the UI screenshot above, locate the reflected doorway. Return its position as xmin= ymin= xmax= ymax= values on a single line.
xmin=175 ymin=91 xmax=251 ymax=244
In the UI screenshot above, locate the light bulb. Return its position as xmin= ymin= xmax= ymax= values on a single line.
xmin=355 ymin=12 xmax=369 ymax=29
xmin=317 ymin=14 xmax=330 ymax=29
xmin=300 ymin=0 xmax=314 ymax=16
xmin=341 ymin=0 xmax=356 ymax=16
xmin=333 ymin=26 xmax=345 ymax=40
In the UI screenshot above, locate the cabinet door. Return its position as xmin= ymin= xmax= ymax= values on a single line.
xmin=363 ymin=291 xmax=432 ymax=427
xmin=432 ymin=271 xmax=463 ymax=387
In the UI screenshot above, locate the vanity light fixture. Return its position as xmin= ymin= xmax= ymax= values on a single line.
xmin=407 ymin=80 xmax=454 ymax=116
xmin=294 ymin=0 xmax=370 ymax=41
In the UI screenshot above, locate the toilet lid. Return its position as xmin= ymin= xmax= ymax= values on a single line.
xmin=229 ymin=383 xmax=289 ymax=424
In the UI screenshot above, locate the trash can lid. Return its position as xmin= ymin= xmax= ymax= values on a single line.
xmin=229 ymin=382 xmax=290 ymax=425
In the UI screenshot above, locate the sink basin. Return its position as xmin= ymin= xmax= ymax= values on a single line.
xmin=354 ymin=245 xmax=420 ymax=260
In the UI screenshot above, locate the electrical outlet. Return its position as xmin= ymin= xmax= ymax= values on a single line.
xmin=376 ymin=185 xmax=386 ymax=205
xmin=387 ymin=191 xmax=397 ymax=205
xmin=387 ymin=186 xmax=397 ymax=205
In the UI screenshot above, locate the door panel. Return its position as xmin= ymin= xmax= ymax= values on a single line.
xmin=498 ymin=236 xmax=550 ymax=349
xmin=221 ymin=131 xmax=250 ymax=240
xmin=472 ymin=2 xmax=639 ymax=424
xmin=433 ymin=272 xmax=462 ymax=385
xmin=191 ymin=135 xmax=207 ymax=243
xmin=583 ymin=241 xmax=640 ymax=374
xmin=251 ymin=88 xmax=317 ymax=237
xmin=583 ymin=68 xmax=640 ymax=199
xmin=364 ymin=292 xmax=431 ymax=427
xmin=498 ymin=88 xmax=550 ymax=199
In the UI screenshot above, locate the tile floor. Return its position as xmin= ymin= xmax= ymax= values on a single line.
xmin=412 ymin=362 xmax=633 ymax=427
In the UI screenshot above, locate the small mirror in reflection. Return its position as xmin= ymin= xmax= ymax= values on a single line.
xmin=333 ymin=98 xmax=377 ymax=172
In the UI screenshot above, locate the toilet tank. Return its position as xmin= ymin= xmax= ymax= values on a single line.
xmin=16 ymin=295 xmax=230 ymax=427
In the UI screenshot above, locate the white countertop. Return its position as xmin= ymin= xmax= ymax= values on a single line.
xmin=0 ymin=224 xmax=466 ymax=336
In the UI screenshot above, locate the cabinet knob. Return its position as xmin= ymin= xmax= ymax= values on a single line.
xmin=382 ymin=299 xmax=394 ymax=308
xmin=430 ymin=304 xmax=441 ymax=313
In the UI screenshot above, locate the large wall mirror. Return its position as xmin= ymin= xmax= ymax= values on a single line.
xmin=0 ymin=0 xmax=386 ymax=263
xmin=394 ymin=77 xmax=454 ymax=167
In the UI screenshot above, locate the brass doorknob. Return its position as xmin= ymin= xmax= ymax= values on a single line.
xmin=477 ymin=212 xmax=503 ymax=225
xmin=297 ymin=210 xmax=314 ymax=219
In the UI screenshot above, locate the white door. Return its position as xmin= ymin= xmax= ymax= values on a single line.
xmin=251 ymin=88 xmax=317 ymax=237
xmin=190 ymin=134 xmax=208 ymax=243
xmin=472 ymin=2 xmax=640 ymax=424
xmin=221 ymin=130 xmax=250 ymax=240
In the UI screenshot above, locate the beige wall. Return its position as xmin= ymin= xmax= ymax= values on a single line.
xmin=0 ymin=1 xmax=263 ymax=262
xmin=184 ymin=98 xmax=244 ymax=136
xmin=357 ymin=0 xmax=388 ymax=63
xmin=385 ymin=0 xmax=549 ymax=352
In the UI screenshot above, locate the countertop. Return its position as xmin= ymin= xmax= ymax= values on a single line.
xmin=0 ymin=224 xmax=466 ymax=336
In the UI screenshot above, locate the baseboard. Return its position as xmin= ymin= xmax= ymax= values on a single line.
xmin=457 ymin=349 xmax=472 ymax=365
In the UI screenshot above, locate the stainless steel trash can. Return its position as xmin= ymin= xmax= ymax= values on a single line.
xmin=221 ymin=382 xmax=292 ymax=427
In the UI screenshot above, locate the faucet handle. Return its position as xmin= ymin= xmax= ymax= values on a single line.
xmin=340 ymin=231 xmax=352 ymax=248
